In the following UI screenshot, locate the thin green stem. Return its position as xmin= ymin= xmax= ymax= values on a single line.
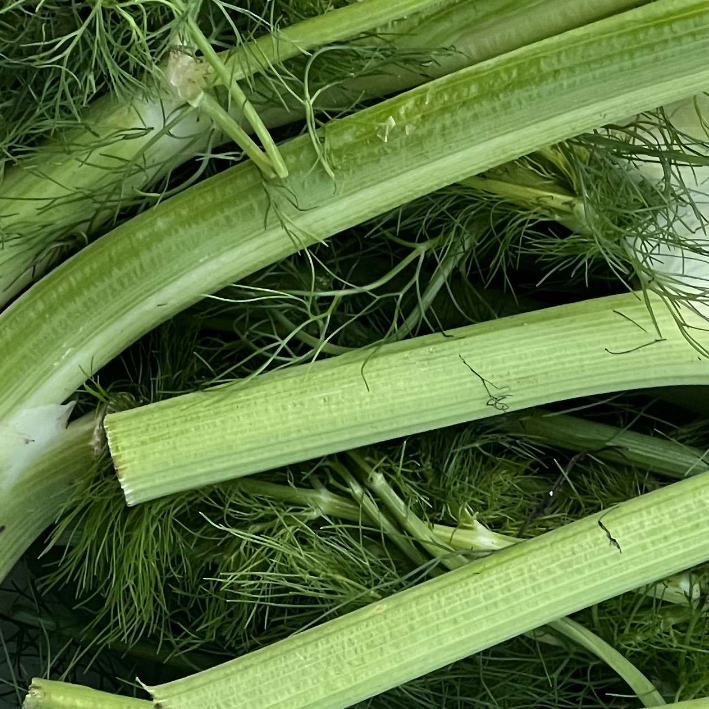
xmin=271 ymin=311 xmax=353 ymax=356
xmin=395 ymin=229 xmax=475 ymax=340
xmin=351 ymin=452 xmax=469 ymax=568
xmin=332 ymin=461 xmax=432 ymax=570
xmin=234 ymin=477 xmax=363 ymax=521
xmin=547 ymin=617 xmax=666 ymax=707
xmin=190 ymin=93 xmax=275 ymax=177
xmin=460 ymin=174 xmax=587 ymax=232
xmin=504 ymin=409 xmax=709 ymax=479
xmin=185 ymin=16 xmax=288 ymax=178
xmin=234 ymin=477 xmax=512 ymax=552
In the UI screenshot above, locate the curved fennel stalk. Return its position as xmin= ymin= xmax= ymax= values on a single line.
xmin=0 ymin=0 xmax=653 ymax=307
xmin=1 ymin=0 xmax=709 ymax=584
xmin=0 ymin=414 xmax=94 ymax=584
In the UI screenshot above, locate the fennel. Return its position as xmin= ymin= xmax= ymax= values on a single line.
xmin=0 ymin=414 xmax=95 ymax=584
xmin=341 ymin=452 xmax=663 ymax=706
xmin=464 ymin=93 xmax=709 ymax=329
xmin=0 ymin=1 xmax=705 ymax=706
xmin=108 ymin=291 xmax=709 ymax=505
xmin=0 ymin=0 xmax=649 ymax=307
xmin=16 ymin=309 xmax=708 ymax=696
xmin=147 ymin=468 xmax=709 ymax=709
xmin=21 ymin=438 xmax=707 ymax=706
xmin=43 ymin=378 xmax=708 ymax=660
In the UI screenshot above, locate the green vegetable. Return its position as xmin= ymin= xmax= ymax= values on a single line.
xmin=147 ymin=469 xmax=709 ymax=709
xmin=3 ymin=0 xmax=709 ymax=706
xmin=108 ymin=290 xmax=709 ymax=505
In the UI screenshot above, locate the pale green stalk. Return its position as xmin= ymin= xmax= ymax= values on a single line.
xmin=23 ymin=679 xmax=149 ymax=709
xmin=108 ymin=290 xmax=709 ymax=505
xmin=21 ymin=469 xmax=704 ymax=709
xmin=0 ymin=95 xmax=209 ymax=305
xmin=215 ymin=0 xmax=473 ymax=85
xmin=2 ymin=0 xmax=702 ymax=412
xmin=2 ymin=0 xmax=709 ymax=584
xmin=0 ymin=414 xmax=95 ymax=585
xmin=333 ymin=462 xmax=433 ymax=569
xmin=148 ymin=469 xmax=709 ymax=709
xmin=504 ymin=409 xmax=709 ymax=478
xmin=23 ymin=681 xmax=709 ymax=709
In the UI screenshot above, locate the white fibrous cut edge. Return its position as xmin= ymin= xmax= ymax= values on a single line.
xmin=0 ymin=403 xmax=76 ymax=493
xmin=626 ymin=93 xmax=709 ymax=316
xmin=165 ymin=47 xmax=207 ymax=103
xmin=645 ymin=571 xmax=704 ymax=605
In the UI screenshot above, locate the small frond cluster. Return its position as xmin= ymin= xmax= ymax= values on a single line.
xmin=0 ymin=0 xmax=180 ymax=160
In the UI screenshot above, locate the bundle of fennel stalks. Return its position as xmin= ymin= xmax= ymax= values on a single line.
xmin=3 ymin=0 xmax=709 ymax=707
